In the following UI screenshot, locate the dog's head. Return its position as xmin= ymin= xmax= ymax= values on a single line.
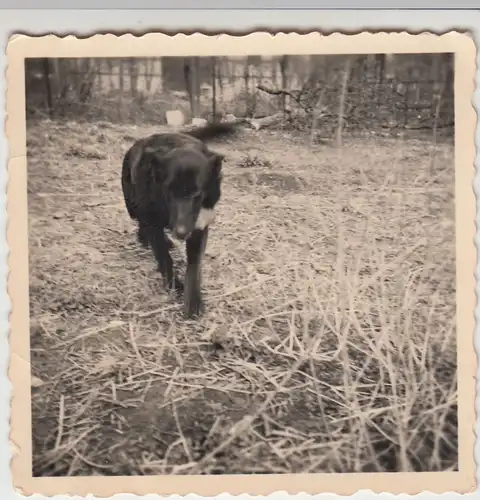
xmin=146 ymin=146 xmax=224 ymax=240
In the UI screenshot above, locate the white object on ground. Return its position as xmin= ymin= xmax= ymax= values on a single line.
xmin=166 ymin=110 xmax=186 ymax=128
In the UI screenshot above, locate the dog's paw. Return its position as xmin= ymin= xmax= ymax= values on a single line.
xmin=184 ymin=292 xmax=203 ymax=319
xmin=174 ymin=280 xmax=185 ymax=296
xmin=173 ymin=280 xmax=185 ymax=295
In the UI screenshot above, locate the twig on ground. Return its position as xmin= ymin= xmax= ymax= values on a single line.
xmin=54 ymin=394 xmax=65 ymax=450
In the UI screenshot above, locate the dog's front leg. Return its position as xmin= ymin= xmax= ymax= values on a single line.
xmin=147 ymin=225 xmax=183 ymax=294
xmin=184 ymin=227 xmax=208 ymax=318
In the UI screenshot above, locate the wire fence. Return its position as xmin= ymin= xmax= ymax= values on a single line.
xmin=25 ymin=54 xmax=454 ymax=139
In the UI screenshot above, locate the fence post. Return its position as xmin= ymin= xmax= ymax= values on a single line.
xmin=403 ymin=82 xmax=410 ymax=129
xmin=211 ymin=57 xmax=217 ymax=121
xmin=43 ymin=58 xmax=53 ymax=118
xmin=194 ymin=58 xmax=201 ymax=118
xmin=243 ymin=57 xmax=250 ymax=117
xmin=184 ymin=57 xmax=201 ymax=119
xmin=184 ymin=58 xmax=192 ymax=115
xmin=130 ymin=59 xmax=138 ymax=98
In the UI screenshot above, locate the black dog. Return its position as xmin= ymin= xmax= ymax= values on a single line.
xmin=121 ymin=122 xmax=238 ymax=318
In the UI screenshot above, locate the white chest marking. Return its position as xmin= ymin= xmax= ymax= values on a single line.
xmin=195 ymin=208 xmax=215 ymax=230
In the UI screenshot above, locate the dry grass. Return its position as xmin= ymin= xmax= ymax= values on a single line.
xmin=27 ymin=118 xmax=457 ymax=476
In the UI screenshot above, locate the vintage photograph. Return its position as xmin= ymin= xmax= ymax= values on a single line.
xmin=6 ymin=32 xmax=477 ymax=496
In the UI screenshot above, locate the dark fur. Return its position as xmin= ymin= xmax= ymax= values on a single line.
xmin=121 ymin=122 xmax=238 ymax=318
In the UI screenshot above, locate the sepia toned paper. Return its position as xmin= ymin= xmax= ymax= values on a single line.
xmin=5 ymin=31 xmax=477 ymax=497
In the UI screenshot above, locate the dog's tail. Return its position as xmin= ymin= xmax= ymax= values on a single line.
xmin=185 ymin=121 xmax=241 ymax=143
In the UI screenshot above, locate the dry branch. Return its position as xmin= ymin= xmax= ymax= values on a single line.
xmin=256 ymin=84 xmax=303 ymax=106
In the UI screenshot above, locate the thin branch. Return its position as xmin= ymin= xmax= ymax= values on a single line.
xmin=256 ymin=84 xmax=303 ymax=106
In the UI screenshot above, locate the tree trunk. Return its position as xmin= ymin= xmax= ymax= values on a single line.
xmin=336 ymin=56 xmax=352 ymax=148
xmin=280 ymin=55 xmax=289 ymax=111
xmin=211 ymin=57 xmax=217 ymax=120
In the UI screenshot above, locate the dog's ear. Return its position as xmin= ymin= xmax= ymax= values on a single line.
xmin=144 ymin=146 xmax=168 ymax=183
xmin=209 ymin=151 xmax=225 ymax=178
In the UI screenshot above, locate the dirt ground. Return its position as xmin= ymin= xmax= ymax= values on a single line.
xmin=27 ymin=119 xmax=458 ymax=476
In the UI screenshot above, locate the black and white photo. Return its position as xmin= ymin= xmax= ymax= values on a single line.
xmin=6 ymin=32 xmax=477 ymax=497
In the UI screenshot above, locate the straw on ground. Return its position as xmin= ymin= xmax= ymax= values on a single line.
xmin=28 ymin=119 xmax=457 ymax=476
